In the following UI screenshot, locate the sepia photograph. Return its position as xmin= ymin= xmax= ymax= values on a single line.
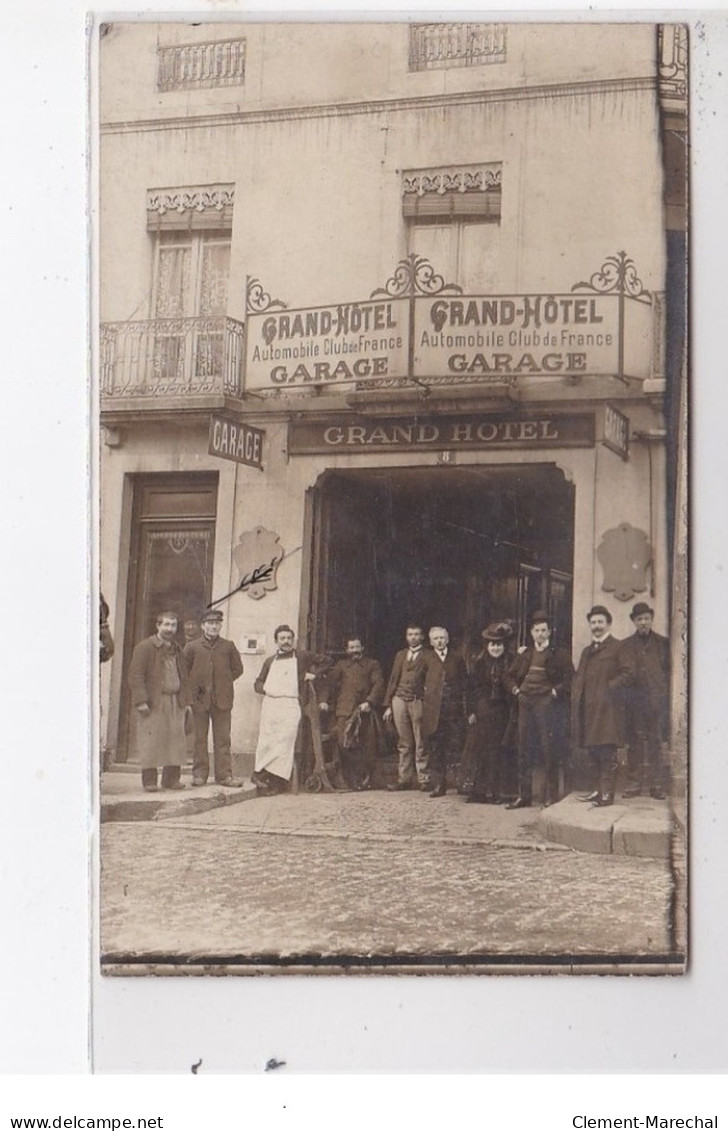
xmin=97 ymin=18 xmax=688 ymax=975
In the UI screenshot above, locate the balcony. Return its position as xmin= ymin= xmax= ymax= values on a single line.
xmin=100 ymin=316 xmax=245 ymax=405
xmin=409 ymin=23 xmax=507 ymax=71
xmin=157 ymin=39 xmax=246 ymax=92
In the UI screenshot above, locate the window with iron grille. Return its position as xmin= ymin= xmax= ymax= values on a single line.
xmin=409 ymin=23 xmax=506 ymax=71
xmin=157 ymin=38 xmax=246 ymax=91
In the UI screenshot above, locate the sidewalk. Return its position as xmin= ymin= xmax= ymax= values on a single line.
xmin=100 ymin=769 xmax=675 ymax=859
xmin=100 ymin=770 xmax=256 ymax=824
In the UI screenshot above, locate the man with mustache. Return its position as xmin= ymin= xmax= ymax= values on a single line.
xmin=571 ymin=605 xmax=624 ymax=807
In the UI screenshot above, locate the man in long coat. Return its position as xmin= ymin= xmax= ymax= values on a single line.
xmin=571 ymin=604 xmax=624 ymax=807
xmin=318 ymin=635 xmax=385 ymax=790
xmin=505 ymin=610 xmax=574 ymax=809
xmin=127 ymin=610 xmax=187 ymax=792
xmin=252 ymin=625 xmax=330 ymax=794
xmin=612 ymin=601 xmax=670 ymax=799
xmin=422 ymin=626 xmax=468 ymax=798
xmin=183 ymin=608 xmax=244 ymax=787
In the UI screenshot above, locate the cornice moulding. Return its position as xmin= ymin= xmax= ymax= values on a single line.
xmin=101 ymin=76 xmax=657 ymax=136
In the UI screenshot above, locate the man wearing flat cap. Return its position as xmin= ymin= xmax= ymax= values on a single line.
xmin=505 ymin=611 xmax=574 ymax=809
xmin=571 ymin=605 xmax=624 ymax=807
xmin=183 ymin=608 xmax=244 ymax=787
xmin=611 ymin=602 xmax=669 ymax=800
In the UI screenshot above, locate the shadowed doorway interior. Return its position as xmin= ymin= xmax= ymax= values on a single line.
xmin=304 ymin=464 xmax=575 ymax=673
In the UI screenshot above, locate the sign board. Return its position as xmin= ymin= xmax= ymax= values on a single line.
xmin=602 ymin=404 xmax=630 ymax=459
xmin=208 ymin=413 xmax=265 ymax=469
xmin=413 ymin=293 xmax=622 ymax=379
xmin=245 ymin=299 xmax=410 ymax=390
xmin=288 ymin=412 xmax=595 ymax=455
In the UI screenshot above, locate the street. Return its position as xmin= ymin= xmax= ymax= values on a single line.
xmin=100 ymin=792 xmax=675 ymax=966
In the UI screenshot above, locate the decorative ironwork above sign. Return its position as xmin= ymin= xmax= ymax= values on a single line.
xmin=242 ymin=254 xmax=654 ymax=391
xmin=246 ymin=277 xmax=288 ymax=315
xmin=572 ymin=251 xmax=651 ymax=304
xmin=370 ymin=253 xmax=462 ymax=299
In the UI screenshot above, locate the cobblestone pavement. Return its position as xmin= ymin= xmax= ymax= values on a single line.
xmin=101 ymin=793 xmax=675 ymax=963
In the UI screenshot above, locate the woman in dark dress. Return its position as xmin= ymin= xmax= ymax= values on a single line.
xmin=466 ymin=623 xmax=513 ymax=803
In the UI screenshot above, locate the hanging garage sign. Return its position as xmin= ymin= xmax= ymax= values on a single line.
xmin=208 ymin=412 xmax=265 ymax=469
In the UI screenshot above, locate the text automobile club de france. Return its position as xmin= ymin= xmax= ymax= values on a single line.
xmin=249 ymin=295 xmax=614 ymax=385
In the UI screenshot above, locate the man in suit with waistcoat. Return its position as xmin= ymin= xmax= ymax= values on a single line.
xmin=422 ymin=626 xmax=468 ymax=798
xmin=505 ymin=610 xmax=574 ymax=809
xmin=383 ymin=623 xmax=432 ymax=790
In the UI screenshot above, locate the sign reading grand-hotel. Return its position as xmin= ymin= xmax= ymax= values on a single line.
xmin=244 ymin=254 xmax=654 ymax=390
xmin=415 ymin=294 xmax=622 ymax=378
xmin=245 ymin=298 xmax=410 ymax=389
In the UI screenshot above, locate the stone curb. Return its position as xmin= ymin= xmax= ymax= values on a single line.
xmin=156 ymin=819 xmax=573 ymax=852
xmin=100 ymin=779 xmax=257 ymax=823
xmin=537 ymin=795 xmax=673 ymax=858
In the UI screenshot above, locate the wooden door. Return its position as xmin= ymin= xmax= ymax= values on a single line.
xmin=117 ymin=474 xmax=218 ymax=760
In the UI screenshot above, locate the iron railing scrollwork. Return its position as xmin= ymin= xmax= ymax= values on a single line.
xmin=101 ymin=315 xmax=245 ymax=398
xmin=370 ymin=254 xmax=463 ymax=299
xmin=409 ymin=23 xmax=506 ymax=71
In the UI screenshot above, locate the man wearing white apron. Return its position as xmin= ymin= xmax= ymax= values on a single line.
xmin=252 ymin=625 xmax=328 ymax=794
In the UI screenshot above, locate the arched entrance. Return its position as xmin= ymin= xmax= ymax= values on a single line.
xmin=303 ymin=463 xmax=575 ymax=671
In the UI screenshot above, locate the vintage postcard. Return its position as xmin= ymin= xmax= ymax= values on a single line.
xmin=97 ymin=19 xmax=687 ymax=975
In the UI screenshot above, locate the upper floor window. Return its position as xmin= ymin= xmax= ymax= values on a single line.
xmin=403 ymin=165 xmax=502 ymax=293
xmin=157 ymin=38 xmax=246 ymax=91
xmin=409 ymin=23 xmax=506 ymax=72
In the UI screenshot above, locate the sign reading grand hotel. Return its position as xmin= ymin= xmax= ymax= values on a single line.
xmin=288 ymin=412 xmax=595 ymax=455
xmin=244 ymin=254 xmax=653 ymax=389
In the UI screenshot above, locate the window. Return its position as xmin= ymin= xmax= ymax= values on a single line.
xmin=403 ymin=165 xmax=502 ymax=293
xmin=150 ymin=232 xmax=231 ymax=386
xmin=157 ymin=38 xmax=246 ymax=91
xmin=409 ymin=24 xmax=506 ymax=71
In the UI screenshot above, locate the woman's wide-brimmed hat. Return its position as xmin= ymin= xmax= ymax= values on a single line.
xmin=481 ymin=622 xmax=511 ymax=643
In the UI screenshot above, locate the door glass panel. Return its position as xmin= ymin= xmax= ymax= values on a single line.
xmin=138 ymin=527 xmax=213 ymax=640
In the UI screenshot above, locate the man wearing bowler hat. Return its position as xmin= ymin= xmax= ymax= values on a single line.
xmin=571 ymin=605 xmax=624 ymax=807
xmin=183 ymin=608 xmax=244 ymax=787
xmin=612 ymin=602 xmax=669 ymax=800
xmin=505 ymin=610 xmax=574 ymax=809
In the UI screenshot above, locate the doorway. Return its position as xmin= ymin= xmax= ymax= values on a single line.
xmin=116 ymin=472 xmax=218 ymax=760
xmin=304 ymin=464 xmax=575 ymax=673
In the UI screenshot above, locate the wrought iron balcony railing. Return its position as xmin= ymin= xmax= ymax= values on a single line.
xmin=157 ymin=39 xmax=246 ymax=92
xmin=409 ymin=23 xmax=506 ymax=71
xmin=100 ymin=316 xmax=245 ymax=399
